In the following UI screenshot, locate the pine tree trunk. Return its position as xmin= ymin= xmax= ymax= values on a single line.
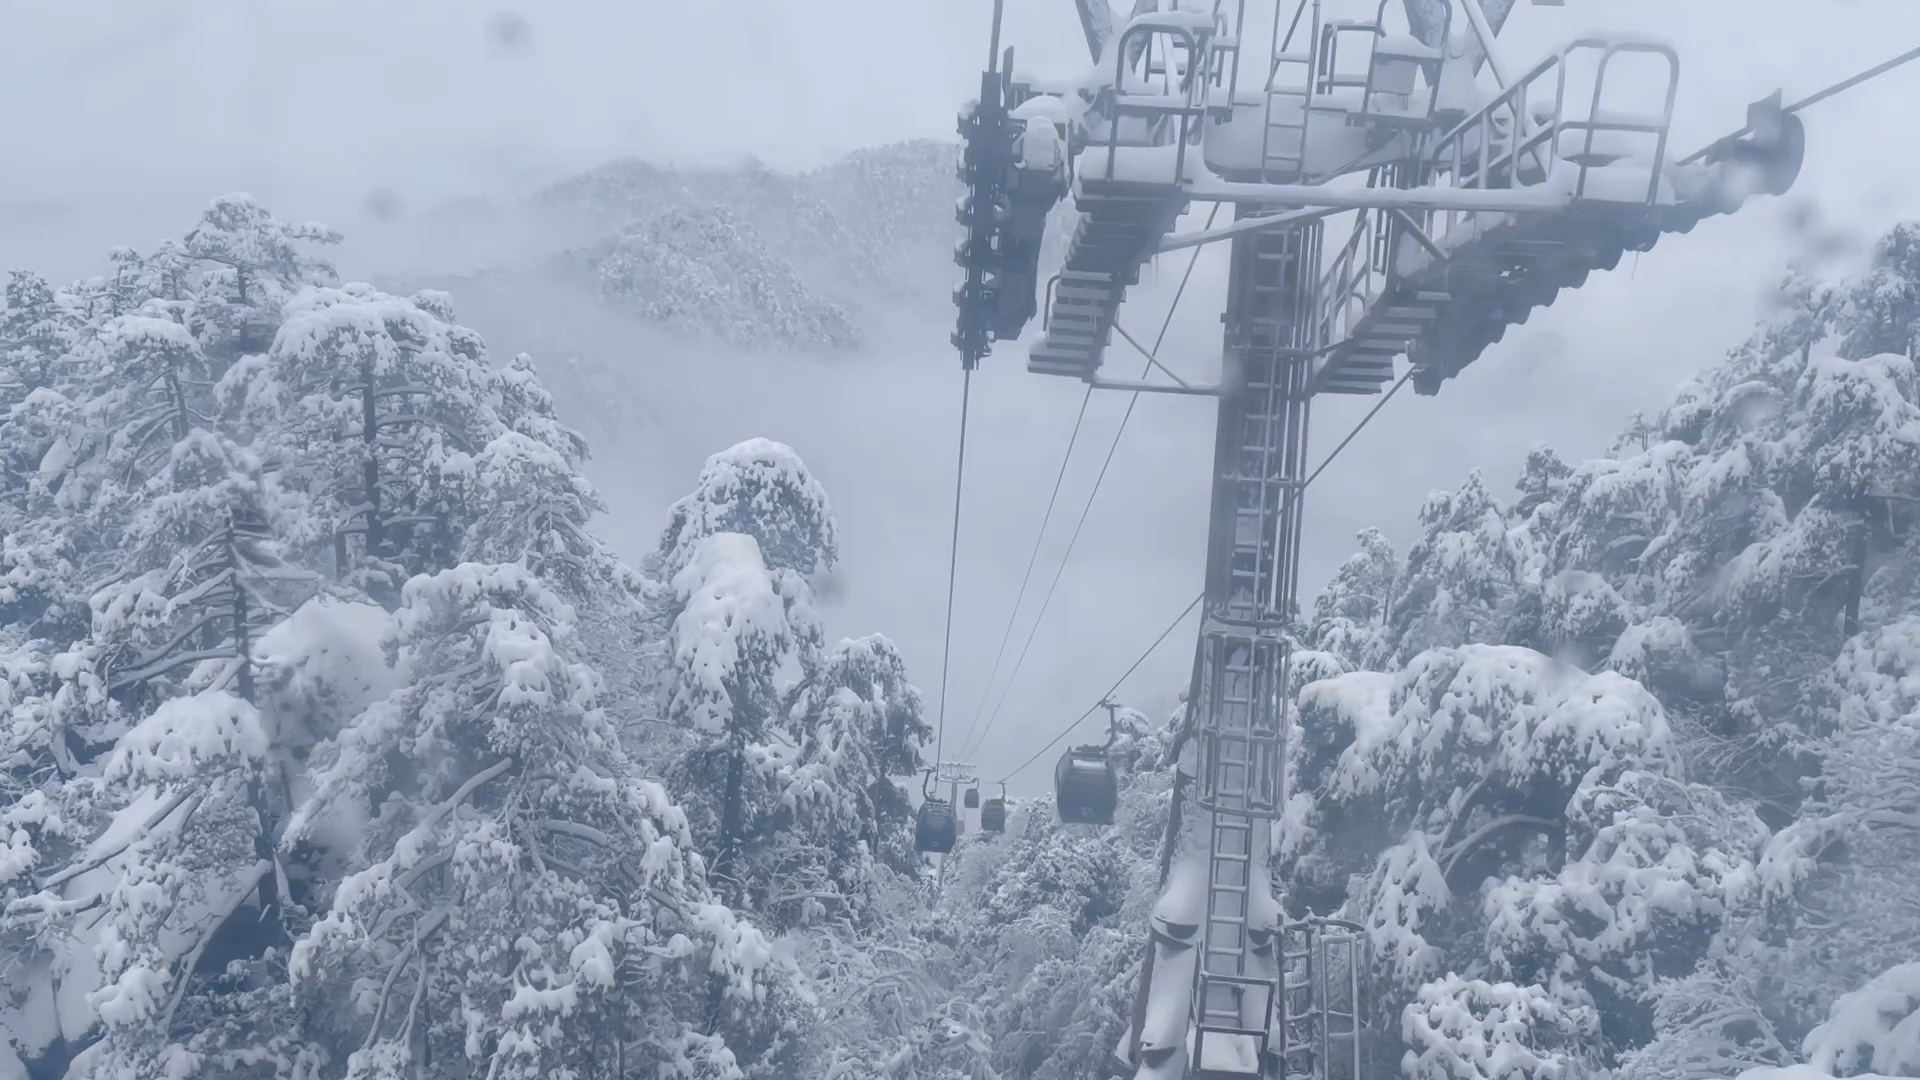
xmin=718 ymin=741 xmax=747 ymax=909
xmin=1844 ymin=498 xmax=1871 ymax=639
xmin=362 ymin=369 xmax=383 ymax=560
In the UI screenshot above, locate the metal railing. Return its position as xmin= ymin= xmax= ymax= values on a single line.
xmin=1309 ymin=210 xmax=1380 ymax=356
xmin=1295 ymin=36 xmax=1684 ymax=368
xmin=1279 ymin=916 xmax=1370 ymax=1080
xmin=1352 ymin=0 xmax=1449 ymax=125
xmin=1419 ymin=38 xmax=1680 ymax=247
xmin=1260 ymin=0 xmax=1449 ymax=185
xmin=1096 ymin=1 xmax=1243 ymax=185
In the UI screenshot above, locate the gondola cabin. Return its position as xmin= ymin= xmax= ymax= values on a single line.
xmin=964 ymin=786 xmax=981 ymax=809
xmin=915 ymin=799 xmax=958 ymax=854
xmin=1054 ymin=746 xmax=1118 ymax=825
xmin=979 ymin=796 xmax=1007 ymax=833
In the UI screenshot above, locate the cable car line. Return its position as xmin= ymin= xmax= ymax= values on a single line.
xmin=931 ymin=366 xmax=975 ymax=771
xmin=1302 ymin=364 xmax=1415 ymax=489
xmin=957 ymin=384 xmax=1092 ymax=748
xmin=960 ymin=202 xmax=1222 ymax=759
xmin=994 ymin=354 xmax=1415 ymax=784
xmin=1780 ymin=44 xmax=1920 ymax=117
xmin=996 ymin=591 xmax=1203 ymax=785
xmin=968 ymin=383 xmax=1145 ymax=747
xmin=923 ymin=0 xmax=1021 ymax=862
xmin=963 ymin=193 xmax=1387 ymax=763
xmin=957 ymin=201 xmax=1223 ymax=760
xmin=1678 ymin=43 xmax=1920 ymax=166
xmin=1114 ymin=323 xmax=1193 ymax=388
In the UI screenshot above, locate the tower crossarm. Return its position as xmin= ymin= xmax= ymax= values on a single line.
xmin=1006 ymin=6 xmax=1805 ymax=397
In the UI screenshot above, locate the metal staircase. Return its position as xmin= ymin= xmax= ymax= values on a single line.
xmin=1030 ymin=3 xmax=1240 ymax=378
xmin=1026 ymin=3 xmax=1804 ymax=399
xmin=1304 ymin=36 xmax=1698 ymax=395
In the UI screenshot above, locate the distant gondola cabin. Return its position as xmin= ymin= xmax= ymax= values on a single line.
xmin=915 ymin=800 xmax=958 ymax=853
xmin=980 ymin=797 xmax=1007 ymax=833
xmin=1054 ymin=746 xmax=1118 ymax=825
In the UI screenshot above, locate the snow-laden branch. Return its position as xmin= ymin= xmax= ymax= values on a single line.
xmin=1440 ymin=814 xmax=1561 ymax=882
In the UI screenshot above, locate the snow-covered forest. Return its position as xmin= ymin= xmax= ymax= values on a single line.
xmin=1 ymin=180 xmax=1917 ymax=1080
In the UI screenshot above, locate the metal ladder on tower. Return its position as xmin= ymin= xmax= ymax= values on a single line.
xmin=1280 ymin=923 xmax=1317 ymax=1077
xmin=1031 ymin=2 xmax=1231 ymax=380
xmin=1182 ymin=211 xmax=1319 ymax=1080
xmin=1278 ymin=916 xmax=1367 ymax=1080
xmin=1314 ymin=922 xmax=1366 ymax=1080
xmin=1260 ymin=0 xmax=1320 ymax=183
xmin=1191 ymin=633 xmax=1285 ymax=1074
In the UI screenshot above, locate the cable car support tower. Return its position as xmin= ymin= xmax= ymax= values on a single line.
xmin=948 ymin=0 xmax=1814 ymax=1077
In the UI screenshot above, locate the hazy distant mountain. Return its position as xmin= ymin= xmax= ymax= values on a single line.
xmin=537 ymin=140 xmax=960 ymax=307
xmin=522 ymin=139 xmax=1073 ymax=351
xmin=379 ymin=139 xmax=1076 ymax=355
xmin=554 ymin=204 xmax=863 ymax=351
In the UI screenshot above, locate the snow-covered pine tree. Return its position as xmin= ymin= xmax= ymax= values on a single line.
xmin=183 ymin=194 xmax=342 ymax=364
xmin=1389 ymin=471 xmax=1527 ymax=661
xmin=1278 ymin=219 xmax=1920 ymax=1080
xmin=0 ymin=392 xmax=86 ymax=640
xmin=464 ymin=347 xmax=660 ymax=745
xmin=1308 ymin=526 xmax=1400 ymax=672
xmin=231 ymin=283 xmax=504 ymax=604
xmin=1629 ymin=614 xmax=1920 ymax=1080
xmin=780 ymin=633 xmax=931 ymax=918
xmin=1286 ymin=646 xmax=1766 ymax=1076
xmin=490 ymin=351 xmax=591 ymax=470
xmin=0 ymin=195 xmax=736 ymax=1079
xmin=0 ymin=270 xmax=91 ymax=634
xmin=1835 ymin=221 xmax=1920 ymax=362
xmin=655 ymin=439 xmax=841 ymax=913
xmin=461 ymin=352 xmax=636 ymax=607
xmin=284 ymin=562 xmax=790 ymax=1080
xmin=663 ymin=530 xmax=805 ymax=915
xmin=656 ymin=437 xmax=839 ymax=584
xmin=0 ymin=271 xmax=81 ymax=408
xmin=0 ymin=199 xmax=348 ymax=1080
xmin=196 ymin=237 xmax=793 ymax=1076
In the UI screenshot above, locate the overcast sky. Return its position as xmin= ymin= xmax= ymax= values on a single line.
xmin=4 ymin=0 xmax=1918 ymax=790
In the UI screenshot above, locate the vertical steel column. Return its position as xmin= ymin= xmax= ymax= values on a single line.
xmin=1126 ymin=205 xmax=1319 ymax=1080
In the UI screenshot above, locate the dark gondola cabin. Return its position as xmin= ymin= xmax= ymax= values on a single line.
xmin=1054 ymin=746 xmax=1118 ymax=825
xmin=915 ymin=800 xmax=958 ymax=853
xmin=979 ymin=797 xmax=1007 ymax=833
xmin=964 ymin=786 xmax=980 ymax=809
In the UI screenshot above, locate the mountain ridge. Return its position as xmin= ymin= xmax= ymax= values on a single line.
xmin=510 ymin=137 xmax=1073 ymax=352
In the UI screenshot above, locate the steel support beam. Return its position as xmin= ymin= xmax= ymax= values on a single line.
xmin=1174 ymin=176 xmax=1570 ymax=214
xmin=1089 ymin=375 xmax=1227 ymax=397
xmin=1075 ymin=0 xmax=1118 ymax=61
xmin=1123 ymin=209 xmax=1317 ymax=1080
xmin=1457 ymin=0 xmax=1515 ymax=89
xmin=1156 ymin=206 xmax=1341 ymax=253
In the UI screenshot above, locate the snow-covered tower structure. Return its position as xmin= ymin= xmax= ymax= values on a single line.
xmin=946 ymin=1 xmax=1807 ymax=1077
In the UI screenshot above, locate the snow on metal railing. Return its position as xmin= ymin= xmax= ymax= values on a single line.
xmin=1420 ymin=37 xmax=1680 ymax=246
